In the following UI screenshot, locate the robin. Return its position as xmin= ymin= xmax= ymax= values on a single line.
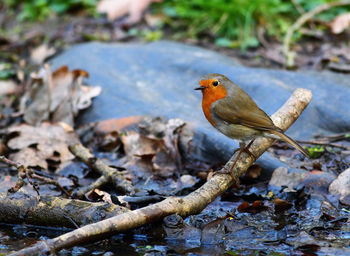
xmin=195 ymin=73 xmax=309 ymax=161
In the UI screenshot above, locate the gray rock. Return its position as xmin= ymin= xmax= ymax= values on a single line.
xmin=52 ymin=41 xmax=350 ymax=138
xmin=269 ymin=167 xmax=308 ymax=192
xmin=51 ymin=41 xmax=350 ymax=169
xmin=269 ymin=167 xmax=336 ymax=193
xmin=329 ymin=168 xmax=350 ymax=205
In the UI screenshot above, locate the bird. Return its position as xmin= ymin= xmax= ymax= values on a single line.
xmin=195 ymin=73 xmax=309 ymax=162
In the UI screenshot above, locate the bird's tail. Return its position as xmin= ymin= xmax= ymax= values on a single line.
xmin=269 ymin=130 xmax=309 ymax=158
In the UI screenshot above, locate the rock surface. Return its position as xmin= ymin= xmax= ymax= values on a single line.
xmin=51 ymin=41 xmax=350 ymax=169
xmin=329 ymin=168 xmax=350 ymax=205
xmin=269 ymin=167 xmax=307 ymax=192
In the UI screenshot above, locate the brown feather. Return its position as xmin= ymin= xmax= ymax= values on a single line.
xmin=269 ymin=130 xmax=309 ymax=157
xmin=212 ymin=83 xmax=277 ymax=131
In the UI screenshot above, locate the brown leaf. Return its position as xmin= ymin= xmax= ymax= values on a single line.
xmin=6 ymin=123 xmax=79 ymax=170
xmin=330 ymin=13 xmax=350 ymax=34
xmin=120 ymin=118 xmax=186 ymax=177
xmin=97 ymin=0 xmax=163 ymax=24
xmin=30 ymin=44 xmax=56 ymax=64
xmin=86 ymin=189 xmax=114 ymax=204
xmin=22 ymin=65 xmax=101 ymax=126
xmin=121 ymin=131 xmax=160 ymax=157
xmin=95 ymin=116 xmax=143 ymax=135
xmin=237 ymin=200 xmax=268 ymax=213
xmin=274 ymin=198 xmax=293 ymax=213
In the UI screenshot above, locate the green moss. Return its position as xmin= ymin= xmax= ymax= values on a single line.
xmin=306 ymin=145 xmax=325 ymax=159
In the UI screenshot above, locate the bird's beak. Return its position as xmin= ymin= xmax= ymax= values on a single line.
xmin=195 ymin=80 xmax=207 ymax=91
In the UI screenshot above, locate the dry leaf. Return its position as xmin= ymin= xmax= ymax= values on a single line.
xmin=237 ymin=200 xmax=268 ymax=213
xmin=30 ymin=44 xmax=56 ymax=64
xmin=6 ymin=123 xmax=79 ymax=171
xmin=86 ymin=189 xmax=114 ymax=204
xmin=121 ymin=131 xmax=160 ymax=157
xmin=0 ymin=80 xmax=17 ymax=96
xmin=97 ymin=0 xmax=163 ymax=24
xmin=95 ymin=116 xmax=143 ymax=134
xmin=121 ymin=117 xmax=185 ymax=177
xmin=330 ymin=13 xmax=350 ymax=34
xmin=22 ymin=65 xmax=101 ymax=126
xmin=274 ymin=198 xmax=292 ymax=213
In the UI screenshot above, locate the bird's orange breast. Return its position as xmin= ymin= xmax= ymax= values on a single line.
xmin=201 ymin=85 xmax=227 ymax=126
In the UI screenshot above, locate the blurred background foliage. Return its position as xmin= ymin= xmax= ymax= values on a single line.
xmin=155 ymin=0 xmax=350 ymax=49
xmin=2 ymin=0 xmax=350 ymax=50
xmin=3 ymin=0 xmax=98 ymax=21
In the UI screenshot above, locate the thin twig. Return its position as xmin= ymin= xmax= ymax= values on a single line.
xmin=31 ymin=173 xmax=70 ymax=197
xmin=9 ymin=88 xmax=312 ymax=256
xmin=291 ymin=0 xmax=305 ymax=14
xmin=297 ymin=140 xmax=350 ymax=150
xmin=283 ymin=0 xmax=350 ymax=67
xmin=69 ymin=144 xmax=135 ymax=195
xmin=314 ymin=132 xmax=350 ymax=142
xmin=0 ymin=155 xmax=70 ymax=196
xmin=0 ymin=155 xmax=21 ymax=168
xmin=24 ymin=168 xmax=40 ymax=197
xmin=73 ymin=175 xmax=109 ymax=198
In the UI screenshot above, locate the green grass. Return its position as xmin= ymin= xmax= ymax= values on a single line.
xmin=154 ymin=0 xmax=350 ymax=49
xmin=3 ymin=0 xmax=350 ymax=50
xmin=3 ymin=0 xmax=98 ymax=21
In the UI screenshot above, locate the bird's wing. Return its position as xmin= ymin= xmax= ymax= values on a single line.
xmin=212 ymin=86 xmax=278 ymax=131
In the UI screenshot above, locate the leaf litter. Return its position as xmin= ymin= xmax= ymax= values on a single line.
xmin=92 ymin=116 xmax=202 ymax=196
xmin=21 ymin=65 xmax=101 ymax=127
xmin=6 ymin=123 xmax=79 ymax=171
xmin=2 ymin=108 xmax=350 ymax=255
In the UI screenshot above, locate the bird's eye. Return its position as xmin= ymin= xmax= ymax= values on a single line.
xmin=212 ymin=81 xmax=219 ymax=86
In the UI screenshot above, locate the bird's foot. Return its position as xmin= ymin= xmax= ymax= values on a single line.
xmin=239 ymin=140 xmax=257 ymax=162
xmin=242 ymin=147 xmax=257 ymax=161
xmin=215 ymin=149 xmax=243 ymax=177
xmin=215 ymin=140 xmax=257 ymax=177
xmin=216 ymin=165 xmax=232 ymax=175
xmin=214 ymin=162 xmax=240 ymax=187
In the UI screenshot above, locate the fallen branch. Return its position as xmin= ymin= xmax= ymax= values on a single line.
xmin=283 ymin=0 xmax=350 ymax=67
xmin=69 ymin=143 xmax=135 ymax=197
xmin=0 ymin=192 xmax=129 ymax=228
xmin=9 ymin=88 xmax=312 ymax=255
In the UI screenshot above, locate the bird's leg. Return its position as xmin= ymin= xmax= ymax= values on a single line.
xmin=242 ymin=140 xmax=257 ymax=161
xmin=217 ymin=140 xmax=257 ymax=176
xmin=229 ymin=141 xmax=252 ymax=170
xmin=230 ymin=140 xmax=257 ymax=167
xmin=218 ymin=142 xmax=246 ymax=175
